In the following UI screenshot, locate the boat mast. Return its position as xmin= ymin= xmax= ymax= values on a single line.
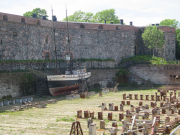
xmin=65 ymin=5 xmax=71 ymax=72
xmin=51 ymin=6 xmax=58 ymax=74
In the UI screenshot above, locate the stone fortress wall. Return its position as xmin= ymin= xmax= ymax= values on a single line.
xmin=0 ymin=12 xmax=176 ymax=63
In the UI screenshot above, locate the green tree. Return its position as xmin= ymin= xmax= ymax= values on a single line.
xmin=23 ymin=8 xmax=48 ymax=19
xmin=159 ymin=19 xmax=179 ymax=29
xmin=63 ymin=10 xmax=94 ymax=22
xmin=142 ymin=25 xmax=165 ymax=57
xmin=93 ymin=9 xmax=119 ymax=24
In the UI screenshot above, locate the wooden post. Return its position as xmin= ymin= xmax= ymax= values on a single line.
xmin=84 ymin=110 xmax=89 ymax=118
xmin=114 ymin=106 xmax=118 ymax=111
xmin=121 ymin=101 xmax=125 ymax=105
xmin=98 ymin=112 xmax=103 ymax=120
xmin=123 ymin=94 xmax=126 ymax=100
xmin=160 ymin=102 xmax=164 ymax=107
xmin=100 ymin=120 xmax=105 ymax=129
xmin=151 ymin=95 xmax=154 ymax=101
xmin=127 ymin=101 xmax=130 ymax=105
xmin=139 ymin=101 xmax=142 ymax=106
xmin=157 ymin=95 xmax=160 ymax=101
xmin=119 ymin=113 xmax=124 ymax=121
xmin=77 ymin=110 xmax=82 ymax=118
xmin=108 ymin=112 xmax=112 ymax=121
xmin=163 ymin=95 xmax=166 ymax=101
xmin=178 ymin=109 xmax=180 ymax=114
xmin=140 ymin=95 xmax=143 ymax=100
xmin=165 ymin=125 xmax=171 ymax=134
xmin=162 ymin=108 xmax=166 ymax=114
xmin=130 ymin=105 xmax=134 ymax=112
xmin=155 ymin=92 xmax=157 ymax=102
xmin=90 ymin=112 xmax=94 ymax=119
xmin=135 ymin=94 xmax=138 ymax=100
xmin=120 ymin=104 xmax=124 ymax=111
xmin=109 ymin=103 xmax=114 ymax=111
xmin=129 ymin=94 xmax=132 ymax=100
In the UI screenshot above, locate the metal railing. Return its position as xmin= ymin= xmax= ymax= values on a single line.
xmin=170 ymin=124 xmax=180 ymax=135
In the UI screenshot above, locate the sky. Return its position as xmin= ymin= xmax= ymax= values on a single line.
xmin=0 ymin=0 xmax=180 ymax=26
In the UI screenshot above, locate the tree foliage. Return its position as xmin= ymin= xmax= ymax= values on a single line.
xmin=63 ymin=9 xmax=120 ymax=24
xmin=23 ymin=8 xmax=48 ymax=19
xmin=93 ymin=9 xmax=119 ymax=24
xmin=159 ymin=19 xmax=179 ymax=29
xmin=63 ymin=10 xmax=94 ymax=22
xmin=142 ymin=25 xmax=164 ymax=57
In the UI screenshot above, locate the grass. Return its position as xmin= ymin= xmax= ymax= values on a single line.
xmin=56 ymin=117 xmax=75 ymax=122
xmin=0 ymin=87 xmax=176 ymax=134
xmin=120 ymin=55 xmax=178 ymax=65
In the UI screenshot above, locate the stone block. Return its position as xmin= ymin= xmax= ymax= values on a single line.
xmin=16 ymin=98 xmax=22 ymax=103
xmin=0 ymin=101 xmax=3 ymax=107
xmin=22 ymin=97 xmax=27 ymax=102
xmin=27 ymin=97 xmax=33 ymax=101
xmin=3 ymin=100 xmax=9 ymax=106
xmin=9 ymin=99 xmax=15 ymax=104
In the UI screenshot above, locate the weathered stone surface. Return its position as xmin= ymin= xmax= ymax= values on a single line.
xmin=0 ymin=21 xmax=135 ymax=62
xmin=129 ymin=64 xmax=180 ymax=84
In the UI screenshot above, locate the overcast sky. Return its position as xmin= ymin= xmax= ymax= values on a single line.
xmin=0 ymin=0 xmax=180 ymax=26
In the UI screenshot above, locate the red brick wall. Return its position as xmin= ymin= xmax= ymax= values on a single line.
xmin=0 ymin=12 xmax=175 ymax=33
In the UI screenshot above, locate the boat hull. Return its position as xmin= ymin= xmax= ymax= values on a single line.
xmin=50 ymin=85 xmax=80 ymax=96
xmin=47 ymin=72 xmax=91 ymax=96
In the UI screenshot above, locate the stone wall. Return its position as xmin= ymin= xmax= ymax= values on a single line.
xmin=0 ymin=20 xmax=135 ymax=62
xmin=88 ymin=69 xmax=119 ymax=87
xmin=135 ymin=27 xmax=176 ymax=60
xmin=0 ymin=73 xmax=23 ymax=98
xmin=0 ymin=61 xmax=118 ymax=72
xmin=0 ymin=12 xmax=176 ymax=63
xmin=128 ymin=64 xmax=180 ymax=84
xmin=0 ymin=69 xmax=120 ymax=98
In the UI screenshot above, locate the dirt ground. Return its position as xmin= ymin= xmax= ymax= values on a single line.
xmin=0 ymin=87 xmax=180 ymax=135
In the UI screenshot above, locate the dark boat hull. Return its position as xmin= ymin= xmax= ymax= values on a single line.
xmin=47 ymin=79 xmax=82 ymax=96
xmin=49 ymin=85 xmax=80 ymax=96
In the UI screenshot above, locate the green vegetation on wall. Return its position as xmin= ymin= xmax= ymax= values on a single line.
xmin=113 ymin=68 xmax=129 ymax=84
xmin=76 ymin=58 xmax=115 ymax=62
xmin=20 ymin=72 xmax=36 ymax=95
xmin=121 ymin=55 xmax=177 ymax=65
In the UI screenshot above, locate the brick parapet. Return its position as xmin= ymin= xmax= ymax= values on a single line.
xmin=0 ymin=12 xmax=175 ymax=33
